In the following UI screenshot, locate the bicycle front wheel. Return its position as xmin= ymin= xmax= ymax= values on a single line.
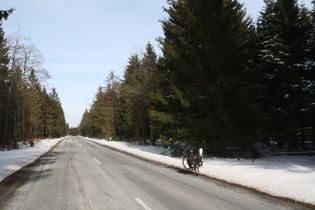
xmin=182 ymin=156 xmax=190 ymax=171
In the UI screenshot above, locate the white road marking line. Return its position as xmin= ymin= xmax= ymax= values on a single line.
xmin=93 ymin=157 xmax=101 ymax=165
xmin=135 ymin=198 xmax=152 ymax=210
xmin=83 ymin=147 xmax=86 ymax=151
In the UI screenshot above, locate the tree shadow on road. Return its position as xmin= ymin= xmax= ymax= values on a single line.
xmin=0 ymin=150 xmax=64 ymax=207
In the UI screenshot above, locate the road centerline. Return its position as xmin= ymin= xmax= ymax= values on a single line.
xmin=93 ymin=157 xmax=101 ymax=165
xmin=135 ymin=198 xmax=152 ymax=210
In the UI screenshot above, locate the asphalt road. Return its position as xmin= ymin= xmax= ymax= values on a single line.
xmin=0 ymin=136 xmax=311 ymax=210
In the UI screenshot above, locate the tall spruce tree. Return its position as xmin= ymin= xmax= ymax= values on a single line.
xmin=27 ymin=69 xmax=43 ymax=140
xmin=40 ymin=87 xmax=50 ymax=138
xmin=306 ymin=1 xmax=315 ymax=145
xmin=78 ymin=109 xmax=92 ymax=137
xmin=0 ymin=23 xmax=10 ymax=148
xmin=156 ymin=0 xmax=254 ymax=149
xmin=0 ymin=9 xmax=14 ymax=21
xmin=256 ymin=0 xmax=312 ymax=148
xmin=120 ymin=54 xmax=147 ymax=142
xmin=103 ymin=72 xmax=120 ymax=139
xmin=81 ymin=72 xmax=121 ymax=139
xmin=46 ymin=88 xmax=66 ymax=138
xmin=87 ymin=87 xmax=104 ymax=138
xmin=142 ymin=43 xmax=160 ymax=143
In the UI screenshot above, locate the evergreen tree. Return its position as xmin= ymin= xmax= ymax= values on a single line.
xmin=305 ymin=1 xmax=315 ymax=145
xmin=142 ymin=43 xmax=160 ymax=143
xmin=0 ymin=8 xmax=14 ymax=21
xmin=78 ymin=72 xmax=120 ymax=139
xmin=46 ymin=88 xmax=66 ymax=138
xmin=87 ymin=74 xmax=121 ymax=139
xmin=0 ymin=23 xmax=10 ymax=148
xmin=0 ymin=10 xmax=66 ymax=147
xmin=6 ymin=65 xmax=25 ymax=147
xmin=102 ymin=71 xmax=120 ymax=139
xmin=78 ymin=109 xmax=91 ymax=137
xmin=156 ymin=0 xmax=254 ymax=149
xmin=256 ymin=0 xmax=312 ymax=148
xmin=116 ymin=46 xmax=159 ymax=144
xmin=89 ymin=87 xmax=107 ymax=138
xmin=26 ymin=69 xmax=43 ymax=142
xmin=120 ymin=54 xmax=147 ymax=142
xmin=40 ymin=87 xmax=50 ymax=138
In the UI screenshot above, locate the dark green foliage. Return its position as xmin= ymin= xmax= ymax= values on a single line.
xmin=0 ymin=8 xmax=14 ymax=21
xmin=0 ymin=18 xmax=67 ymax=148
xmin=255 ymin=0 xmax=313 ymax=148
xmin=306 ymin=1 xmax=315 ymax=146
xmin=68 ymin=126 xmax=78 ymax=136
xmin=79 ymin=0 xmax=314 ymax=154
xmin=45 ymin=88 xmax=67 ymax=138
xmin=79 ymin=43 xmax=161 ymax=144
xmin=120 ymin=54 xmax=145 ymax=141
xmin=0 ymin=23 xmax=10 ymax=148
xmin=79 ymin=72 xmax=120 ymax=139
xmin=78 ymin=109 xmax=90 ymax=137
xmin=119 ymin=44 xmax=160 ymax=143
xmin=154 ymin=0 xmax=256 ymax=150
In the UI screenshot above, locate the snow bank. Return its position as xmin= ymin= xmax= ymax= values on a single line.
xmin=0 ymin=138 xmax=64 ymax=182
xmin=86 ymin=137 xmax=315 ymax=205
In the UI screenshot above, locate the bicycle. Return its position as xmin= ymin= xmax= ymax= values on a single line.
xmin=182 ymin=146 xmax=199 ymax=176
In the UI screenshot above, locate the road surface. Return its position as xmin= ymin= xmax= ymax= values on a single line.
xmin=0 ymin=136 xmax=310 ymax=210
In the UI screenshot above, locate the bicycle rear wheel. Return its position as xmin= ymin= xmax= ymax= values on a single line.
xmin=182 ymin=156 xmax=190 ymax=171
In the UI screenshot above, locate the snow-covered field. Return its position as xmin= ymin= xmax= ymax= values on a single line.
xmin=0 ymin=136 xmax=314 ymax=206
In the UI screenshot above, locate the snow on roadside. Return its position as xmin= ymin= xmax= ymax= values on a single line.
xmin=0 ymin=138 xmax=64 ymax=182
xmin=85 ymin=137 xmax=315 ymax=206
xmin=0 ymin=136 xmax=314 ymax=206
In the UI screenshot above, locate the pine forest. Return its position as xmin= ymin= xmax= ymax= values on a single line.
xmin=0 ymin=9 xmax=67 ymax=149
xmin=79 ymin=0 xmax=315 ymax=154
xmin=2 ymin=0 xmax=315 ymax=155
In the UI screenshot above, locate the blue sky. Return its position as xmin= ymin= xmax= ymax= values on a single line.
xmin=2 ymin=0 xmax=313 ymax=128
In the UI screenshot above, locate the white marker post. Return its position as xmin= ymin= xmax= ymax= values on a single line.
xmin=199 ymin=148 xmax=203 ymax=157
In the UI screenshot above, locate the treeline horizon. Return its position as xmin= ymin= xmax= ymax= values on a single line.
xmin=0 ymin=10 xmax=67 ymax=149
xmin=78 ymin=0 xmax=314 ymax=152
